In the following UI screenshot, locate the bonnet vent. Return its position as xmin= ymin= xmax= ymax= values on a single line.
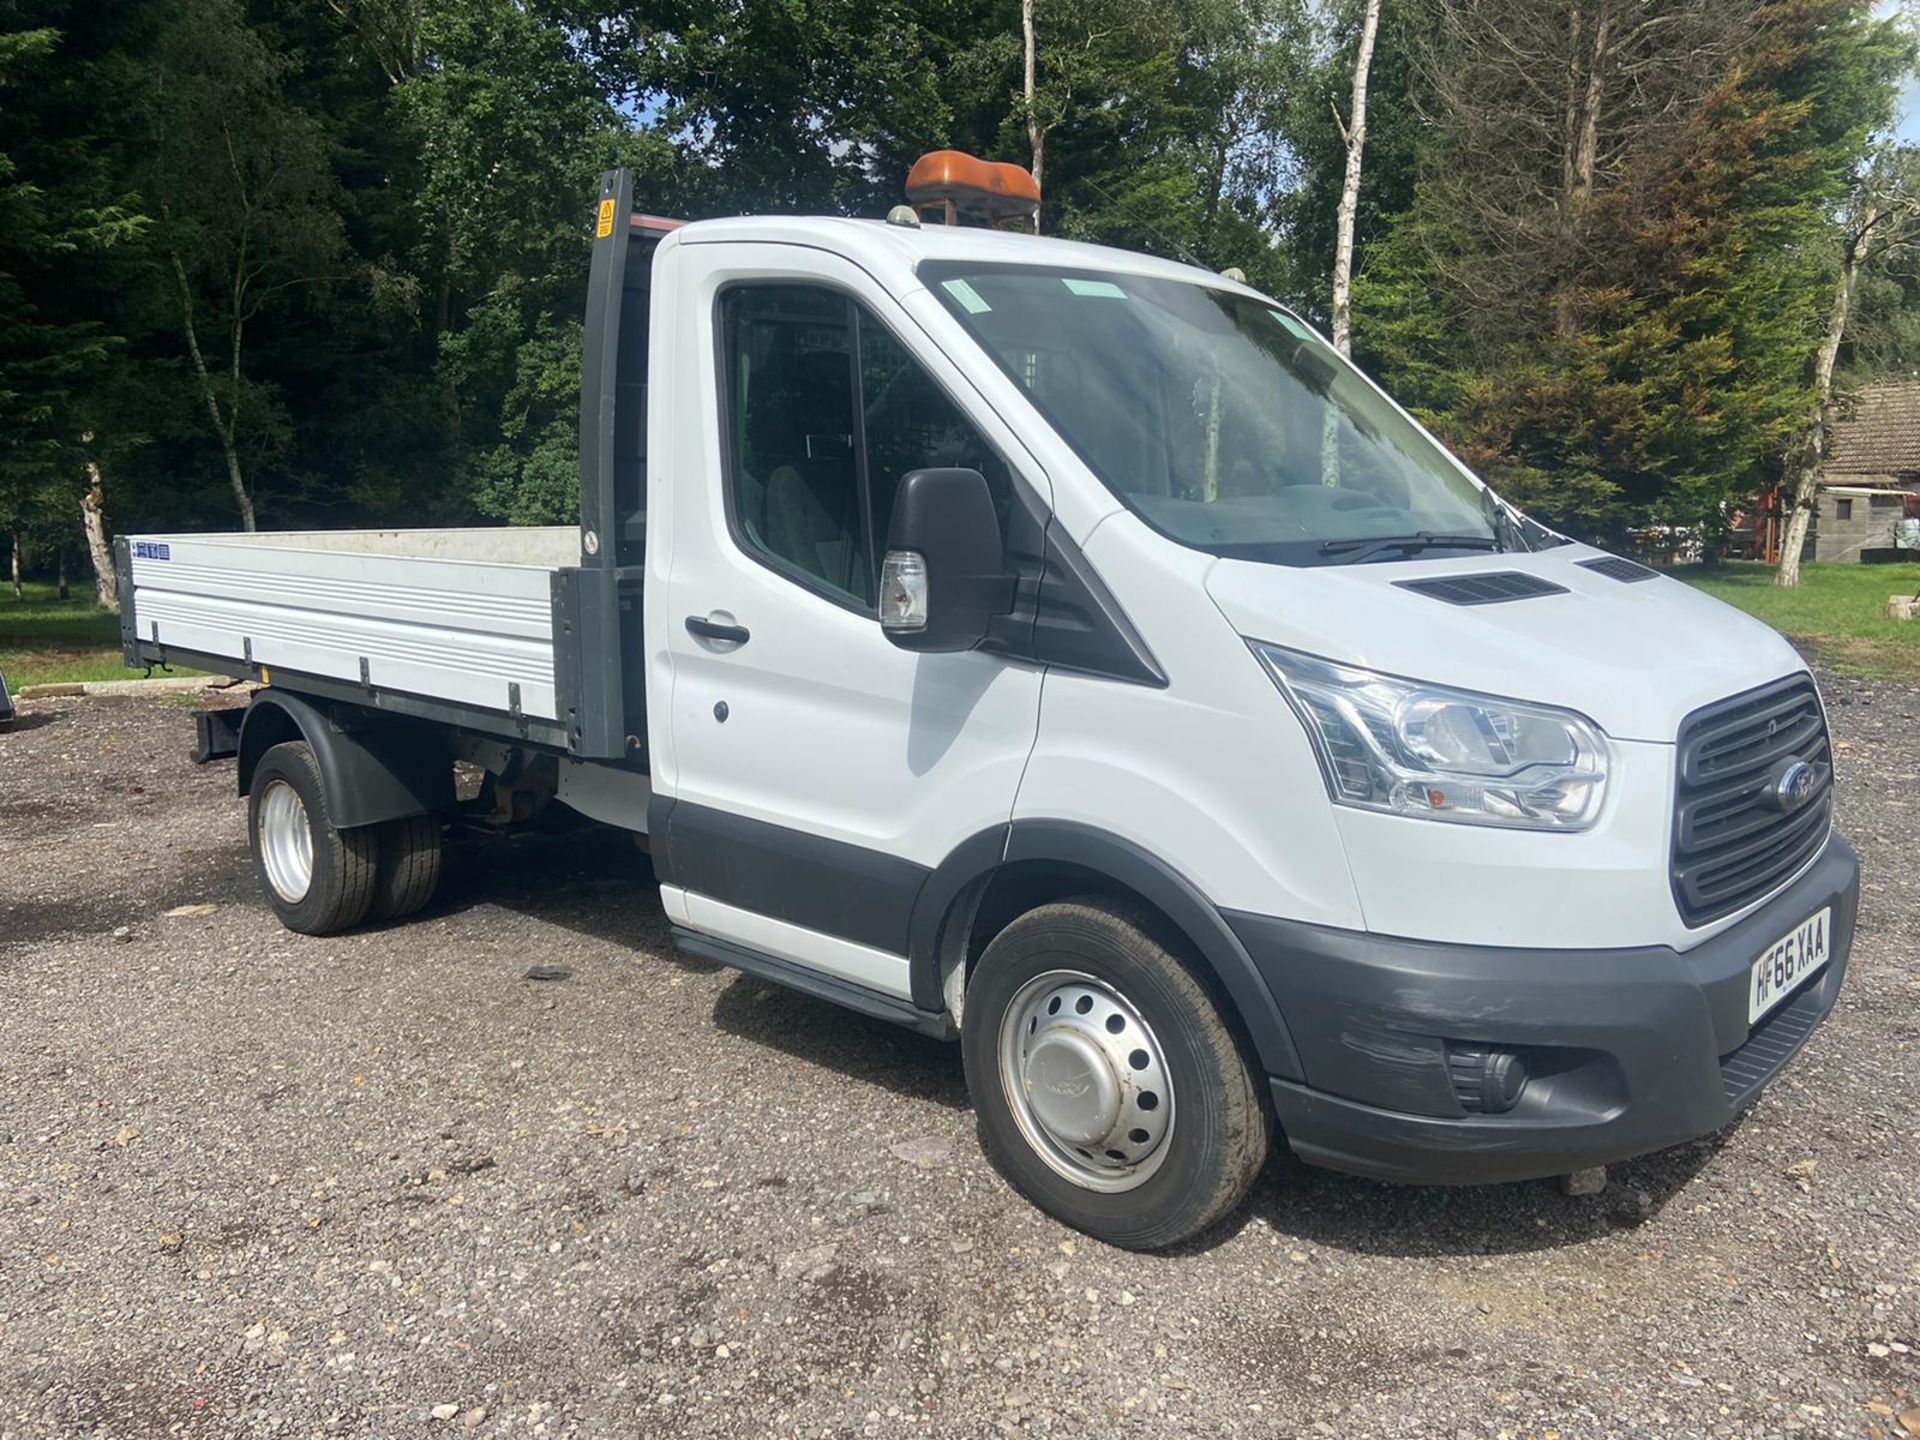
xmin=1578 ymin=556 xmax=1659 ymax=584
xmin=1393 ymin=571 xmax=1570 ymax=607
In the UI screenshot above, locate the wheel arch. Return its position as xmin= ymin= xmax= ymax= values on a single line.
xmin=237 ymin=688 xmax=453 ymax=829
xmin=908 ymin=820 xmax=1304 ymax=1082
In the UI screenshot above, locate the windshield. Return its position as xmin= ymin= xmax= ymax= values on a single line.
xmin=924 ymin=263 xmax=1510 ymax=566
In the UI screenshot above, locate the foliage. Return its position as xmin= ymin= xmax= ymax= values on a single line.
xmin=0 ymin=0 xmax=1916 ymax=561
xmin=1354 ymin=0 xmax=1909 ymax=538
xmin=0 ymin=2 xmax=155 ymax=565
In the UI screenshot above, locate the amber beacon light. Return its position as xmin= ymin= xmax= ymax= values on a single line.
xmin=905 ymin=150 xmax=1042 ymax=230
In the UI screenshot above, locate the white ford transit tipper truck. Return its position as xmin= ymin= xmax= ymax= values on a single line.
xmin=119 ymin=163 xmax=1856 ymax=1250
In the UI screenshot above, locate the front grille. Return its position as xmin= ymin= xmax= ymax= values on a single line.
xmin=1671 ymin=675 xmax=1832 ymax=926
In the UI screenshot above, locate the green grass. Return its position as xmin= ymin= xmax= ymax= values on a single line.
xmin=0 ymin=580 xmax=200 ymax=688
xmin=1680 ymin=561 xmax=1920 ymax=682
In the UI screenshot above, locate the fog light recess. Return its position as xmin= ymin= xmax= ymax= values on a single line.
xmin=1447 ymin=1043 xmax=1530 ymax=1115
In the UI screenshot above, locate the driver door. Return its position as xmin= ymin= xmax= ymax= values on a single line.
xmin=648 ymin=242 xmax=1048 ymax=999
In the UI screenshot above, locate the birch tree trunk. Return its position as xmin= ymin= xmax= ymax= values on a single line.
xmin=1023 ymin=0 xmax=1043 ymax=232
xmin=1330 ymin=0 xmax=1383 ymax=357
xmin=171 ymin=250 xmax=258 ymax=532
xmin=82 ymin=452 xmax=119 ymax=614
xmin=1554 ymin=2 xmax=1610 ymax=340
xmin=1776 ymin=216 xmax=1877 ymax=588
xmin=9 ymin=533 xmax=21 ymax=602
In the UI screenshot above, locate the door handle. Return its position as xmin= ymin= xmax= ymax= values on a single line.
xmin=685 ymin=614 xmax=751 ymax=645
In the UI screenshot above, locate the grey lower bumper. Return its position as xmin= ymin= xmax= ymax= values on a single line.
xmin=1229 ymin=833 xmax=1859 ymax=1186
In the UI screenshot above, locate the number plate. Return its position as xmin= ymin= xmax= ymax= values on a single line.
xmin=1748 ymin=907 xmax=1831 ymax=1025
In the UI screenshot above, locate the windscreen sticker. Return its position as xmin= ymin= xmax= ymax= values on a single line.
xmin=940 ymin=278 xmax=992 ymax=314
xmin=1268 ymin=309 xmax=1314 ymax=341
xmin=1062 ymin=278 xmax=1128 ymax=299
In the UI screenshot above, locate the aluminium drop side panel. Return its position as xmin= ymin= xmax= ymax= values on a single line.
xmin=124 ymin=530 xmax=570 ymax=722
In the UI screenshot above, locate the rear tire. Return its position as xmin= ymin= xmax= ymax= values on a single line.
xmin=961 ymin=899 xmax=1270 ymax=1251
xmin=248 ymin=740 xmax=378 ymax=936
xmin=370 ymin=813 xmax=443 ymax=921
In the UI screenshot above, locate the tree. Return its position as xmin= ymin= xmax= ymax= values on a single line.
xmin=1775 ymin=147 xmax=1920 ymax=586
xmin=1328 ymin=0 xmax=1381 ymax=355
xmin=149 ymin=0 xmax=348 ymax=530
xmin=390 ymin=0 xmax=671 ymax=524
xmin=0 ymin=5 xmax=158 ymax=603
xmin=1354 ymin=0 xmax=1906 ymax=538
xmin=1274 ymin=0 xmax=1416 ymax=325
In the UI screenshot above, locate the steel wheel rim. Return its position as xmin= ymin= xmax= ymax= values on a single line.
xmin=258 ymin=780 xmax=314 ymax=904
xmin=997 ymin=968 xmax=1175 ymax=1193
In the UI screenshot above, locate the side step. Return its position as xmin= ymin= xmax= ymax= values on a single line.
xmin=670 ymin=926 xmax=957 ymax=1041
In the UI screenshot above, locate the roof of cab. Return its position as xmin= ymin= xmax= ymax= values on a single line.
xmin=665 ymin=213 xmax=1246 ymax=295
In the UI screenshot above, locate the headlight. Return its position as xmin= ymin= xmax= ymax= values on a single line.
xmin=1250 ymin=641 xmax=1608 ymax=831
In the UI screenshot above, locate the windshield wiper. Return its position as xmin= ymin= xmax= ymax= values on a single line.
xmin=1318 ymin=532 xmax=1503 ymax=565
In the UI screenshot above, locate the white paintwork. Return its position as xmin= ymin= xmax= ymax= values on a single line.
xmin=677 ymin=888 xmax=913 ymax=997
xmin=1331 ymin=737 xmax=1684 ymax=949
xmin=648 ymin=218 xmax=1812 ymax=955
xmin=1204 ymin=543 xmax=1805 ymax=744
xmin=556 ymin=758 xmax=652 ymax=831
xmin=648 ymin=240 xmax=1047 ymax=872
xmin=1010 ymin=509 xmax=1368 ymax=929
xmin=125 ymin=528 xmax=570 ymax=720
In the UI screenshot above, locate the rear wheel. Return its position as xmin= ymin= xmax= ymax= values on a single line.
xmin=370 ymin=813 xmax=443 ymax=921
xmin=962 ymin=899 xmax=1270 ymax=1250
xmin=248 ymin=740 xmax=378 ymax=936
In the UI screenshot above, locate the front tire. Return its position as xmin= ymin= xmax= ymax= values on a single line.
xmin=962 ymin=899 xmax=1270 ymax=1250
xmin=248 ymin=740 xmax=378 ymax=936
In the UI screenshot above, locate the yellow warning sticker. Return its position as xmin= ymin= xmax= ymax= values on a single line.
xmin=596 ymin=198 xmax=616 ymax=238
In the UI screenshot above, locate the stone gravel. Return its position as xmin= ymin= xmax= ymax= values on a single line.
xmin=1 ymin=677 xmax=1916 ymax=1439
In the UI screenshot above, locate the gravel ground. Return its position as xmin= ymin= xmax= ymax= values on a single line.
xmin=1 ymin=677 xmax=1916 ymax=1440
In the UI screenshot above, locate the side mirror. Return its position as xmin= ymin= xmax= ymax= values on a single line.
xmin=879 ymin=468 xmax=1015 ymax=652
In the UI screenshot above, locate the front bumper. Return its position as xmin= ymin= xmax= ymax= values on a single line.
xmin=1228 ymin=833 xmax=1859 ymax=1185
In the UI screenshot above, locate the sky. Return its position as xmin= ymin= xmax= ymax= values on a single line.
xmin=1883 ymin=0 xmax=1920 ymax=142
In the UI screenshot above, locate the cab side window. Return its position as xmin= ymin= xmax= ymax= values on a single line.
xmin=720 ymin=286 xmax=866 ymax=603
xmin=720 ymin=284 xmax=1013 ymax=610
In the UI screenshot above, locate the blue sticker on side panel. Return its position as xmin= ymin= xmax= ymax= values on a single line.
xmin=133 ymin=541 xmax=171 ymax=561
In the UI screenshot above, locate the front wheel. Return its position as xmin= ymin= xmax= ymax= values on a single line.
xmin=962 ymin=900 xmax=1270 ymax=1250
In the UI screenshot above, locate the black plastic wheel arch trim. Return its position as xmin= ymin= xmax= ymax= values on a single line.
xmin=237 ymin=688 xmax=454 ymax=830
xmin=904 ymin=818 xmax=1304 ymax=1082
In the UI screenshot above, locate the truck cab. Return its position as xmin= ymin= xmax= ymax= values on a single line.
xmin=123 ymin=163 xmax=1858 ymax=1249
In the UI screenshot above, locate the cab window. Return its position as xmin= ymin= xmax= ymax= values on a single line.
xmin=719 ymin=284 xmax=1013 ymax=609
